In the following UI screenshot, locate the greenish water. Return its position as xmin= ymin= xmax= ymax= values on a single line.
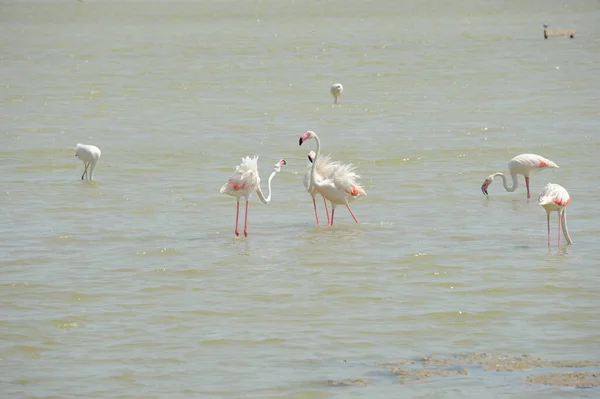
xmin=1 ymin=0 xmax=599 ymax=397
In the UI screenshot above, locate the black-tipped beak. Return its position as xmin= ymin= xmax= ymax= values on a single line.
xmin=281 ymin=160 xmax=287 ymax=166
xmin=307 ymin=154 xmax=314 ymax=163
xmin=299 ymin=137 xmax=303 ymax=146
xmin=481 ymin=187 xmax=488 ymax=195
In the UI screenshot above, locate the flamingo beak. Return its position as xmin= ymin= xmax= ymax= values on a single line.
xmin=299 ymin=137 xmax=303 ymax=146
xmin=307 ymin=154 xmax=314 ymax=163
xmin=481 ymin=184 xmax=488 ymax=195
xmin=280 ymin=160 xmax=287 ymax=166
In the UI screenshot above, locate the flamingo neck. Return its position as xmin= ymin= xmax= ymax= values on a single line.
xmin=492 ymin=172 xmax=518 ymax=192
xmin=561 ymin=208 xmax=573 ymax=245
xmin=308 ymin=133 xmax=321 ymax=192
xmin=256 ymin=169 xmax=278 ymax=204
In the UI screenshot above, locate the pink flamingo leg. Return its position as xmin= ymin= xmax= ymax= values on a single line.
xmin=546 ymin=211 xmax=551 ymax=246
xmin=234 ymin=201 xmax=240 ymax=237
xmin=244 ymin=200 xmax=249 ymax=237
xmin=346 ymin=204 xmax=360 ymax=224
xmin=330 ymin=208 xmax=335 ymax=226
xmin=323 ymin=197 xmax=331 ymax=226
xmin=312 ymin=197 xmax=320 ymax=226
xmin=557 ymin=211 xmax=561 ymax=247
xmin=525 ymin=176 xmax=531 ymax=199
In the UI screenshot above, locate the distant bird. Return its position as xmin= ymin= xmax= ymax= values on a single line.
xmin=330 ymin=83 xmax=343 ymax=104
xmin=304 ymin=150 xmax=338 ymax=226
xmin=538 ymin=183 xmax=573 ymax=246
xmin=481 ymin=154 xmax=559 ymax=199
xmin=299 ymin=131 xmax=366 ymax=225
xmin=75 ymin=143 xmax=101 ymax=180
xmin=543 ymin=24 xmax=575 ymax=39
xmin=220 ymin=156 xmax=286 ymax=237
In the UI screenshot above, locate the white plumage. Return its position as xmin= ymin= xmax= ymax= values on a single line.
xmin=538 ymin=183 xmax=573 ymax=246
xmin=481 ymin=153 xmax=559 ymax=199
xmin=330 ymin=83 xmax=343 ymax=104
xmin=75 ymin=143 xmax=101 ymax=180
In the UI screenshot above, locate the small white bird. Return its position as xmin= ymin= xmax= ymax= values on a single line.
xmin=538 ymin=183 xmax=573 ymax=246
xmin=330 ymin=83 xmax=343 ymax=104
xmin=75 ymin=143 xmax=101 ymax=180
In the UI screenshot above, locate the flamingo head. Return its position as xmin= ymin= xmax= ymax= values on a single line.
xmin=299 ymin=131 xmax=316 ymax=146
xmin=273 ymin=159 xmax=286 ymax=172
xmin=481 ymin=176 xmax=493 ymax=195
xmin=307 ymin=151 xmax=316 ymax=163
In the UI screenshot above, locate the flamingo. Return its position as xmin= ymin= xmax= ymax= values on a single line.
xmin=538 ymin=183 xmax=573 ymax=246
xmin=299 ymin=131 xmax=366 ymax=225
xmin=481 ymin=154 xmax=559 ymax=199
xmin=75 ymin=143 xmax=101 ymax=180
xmin=330 ymin=83 xmax=343 ymax=104
xmin=220 ymin=156 xmax=286 ymax=237
xmin=303 ymin=150 xmax=339 ymax=226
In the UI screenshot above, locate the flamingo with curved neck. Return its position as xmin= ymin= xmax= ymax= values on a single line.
xmin=538 ymin=183 xmax=573 ymax=246
xmin=299 ymin=131 xmax=366 ymax=225
xmin=481 ymin=154 xmax=559 ymax=199
xmin=220 ymin=157 xmax=286 ymax=237
xmin=256 ymin=161 xmax=285 ymax=204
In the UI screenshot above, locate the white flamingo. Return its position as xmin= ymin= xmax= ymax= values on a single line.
xmin=220 ymin=156 xmax=286 ymax=237
xmin=538 ymin=183 xmax=573 ymax=246
xmin=303 ymin=150 xmax=339 ymax=226
xmin=481 ymin=154 xmax=559 ymax=199
xmin=299 ymin=131 xmax=366 ymax=225
xmin=75 ymin=143 xmax=101 ymax=180
xmin=330 ymin=83 xmax=343 ymax=104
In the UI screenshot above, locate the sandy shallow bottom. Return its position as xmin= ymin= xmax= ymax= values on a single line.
xmin=327 ymin=352 xmax=600 ymax=388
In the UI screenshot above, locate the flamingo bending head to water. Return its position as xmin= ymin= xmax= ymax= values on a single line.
xmin=538 ymin=183 xmax=573 ymax=246
xmin=330 ymin=83 xmax=343 ymax=104
xmin=481 ymin=153 xmax=558 ymax=199
xmin=299 ymin=131 xmax=366 ymax=225
xmin=75 ymin=143 xmax=101 ymax=180
xmin=220 ymin=156 xmax=286 ymax=237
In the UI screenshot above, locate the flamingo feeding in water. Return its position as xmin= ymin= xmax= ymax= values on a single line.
xmin=304 ymin=150 xmax=339 ymax=226
xmin=299 ymin=131 xmax=366 ymax=225
xmin=220 ymin=156 xmax=286 ymax=237
xmin=75 ymin=143 xmax=101 ymax=180
xmin=481 ymin=154 xmax=559 ymax=199
xmin=330 ymin=83 xmax=343 ymax=104
xmin=538 ymin=183 xmax=573 ymax=246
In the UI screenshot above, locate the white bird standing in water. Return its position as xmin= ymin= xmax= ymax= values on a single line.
xmin=538 ymin=183 xmax=573 ymax=246
xmin=304 ymin=150 xmax=339 ymax=226
xmin=220 ymin=156 xmax=286 ymax=237
xmin=330 ymin=83 xmax=343 ymax=104
xmin=481 ymin=154 xmax=559 ymax=199
xmin=75 ymin=143 xmax=101 ymax=180
xmin=299 ymin=131 xmax=366 ymax=225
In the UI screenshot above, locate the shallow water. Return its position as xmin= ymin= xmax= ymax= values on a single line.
xmin=1 ymin=0 xmax=600 ymax=397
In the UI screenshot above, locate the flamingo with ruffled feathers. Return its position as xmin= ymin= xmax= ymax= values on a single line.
xmin=481 ymin=154 xmax=559 ymax=199
xmin=220 ymin=156 xmax=286 ymax=237
xmin=299 ymin=131 xmax=366 ymax=225
xmin=538 ymin=183 xmax=573 ymax=246
xmin=303 ymin=150 xmax=340 ymax=226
